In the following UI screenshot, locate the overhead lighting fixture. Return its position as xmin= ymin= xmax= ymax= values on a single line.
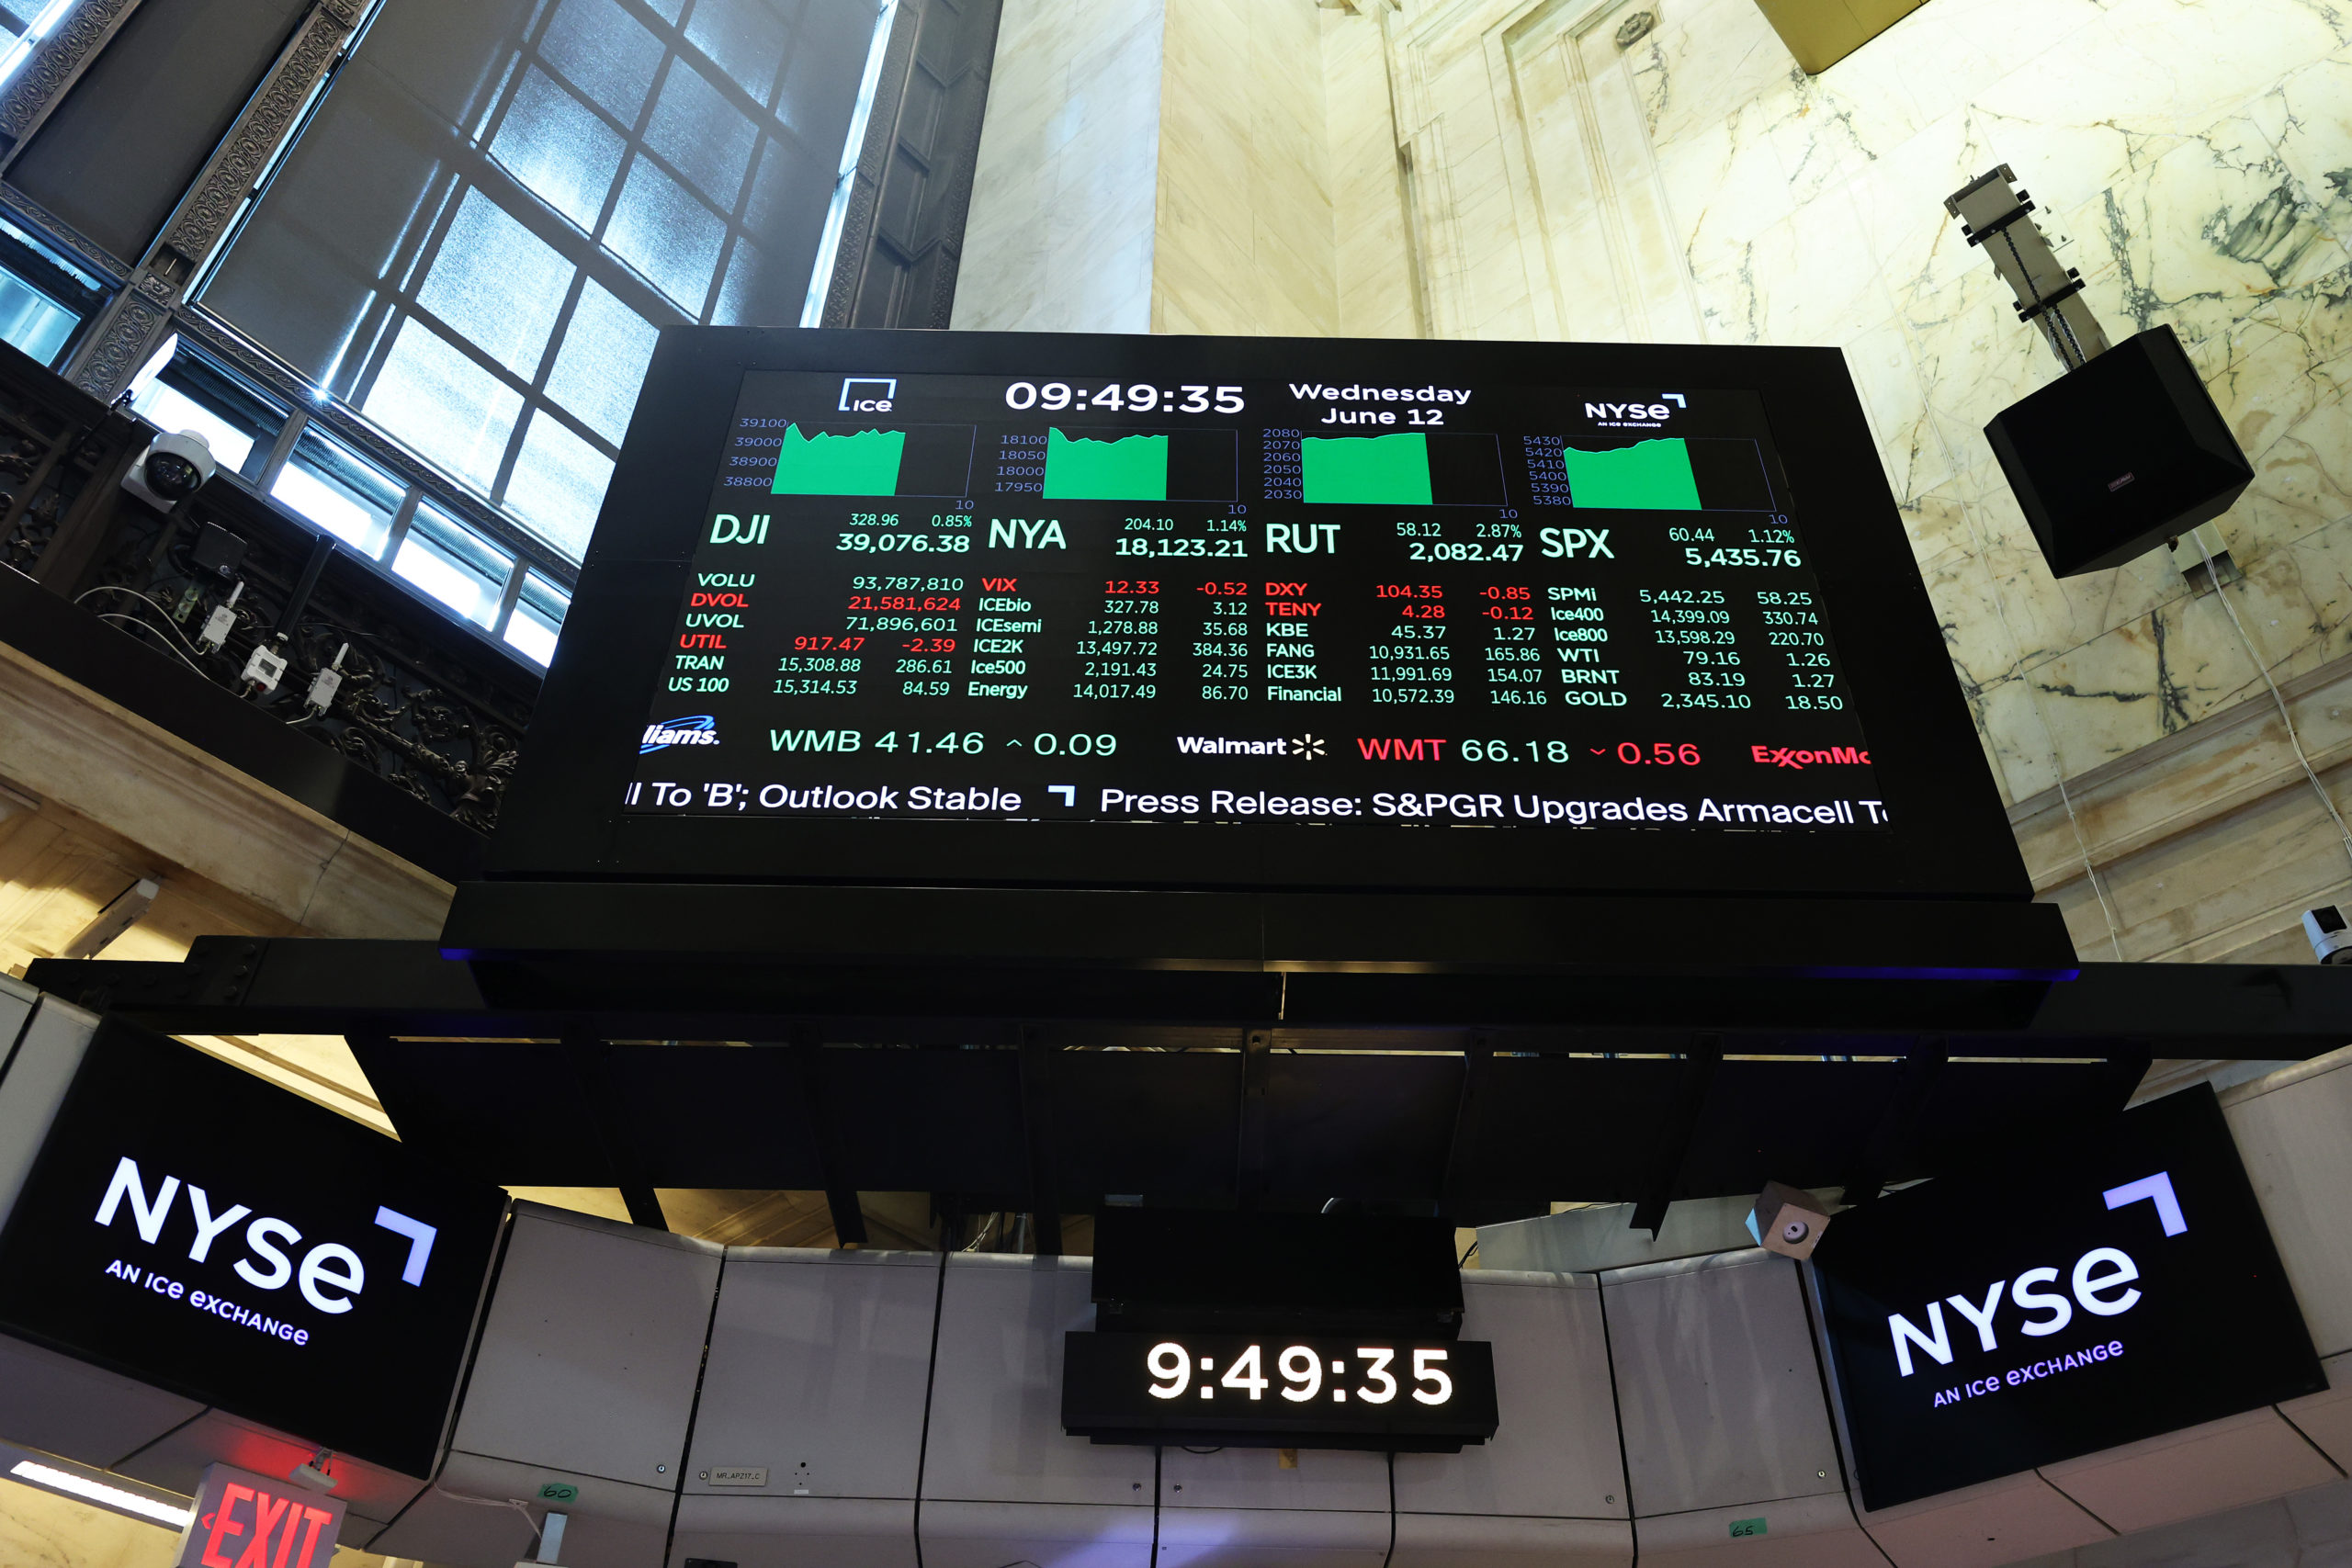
xmin=7 ymin=1459 xmax=194 ymax=1529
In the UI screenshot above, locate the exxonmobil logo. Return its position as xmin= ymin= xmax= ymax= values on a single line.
xmin=1752 ymin=745 xmax=1870 ymax=768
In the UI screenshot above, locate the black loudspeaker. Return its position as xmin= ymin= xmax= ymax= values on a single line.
xmin=1091 ymin=1208 xmax=1463 ymax=1338
xmin=1984 ymin=324 xmax=2252 ymax=577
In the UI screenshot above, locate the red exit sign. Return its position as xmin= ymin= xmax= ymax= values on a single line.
xmin=173 ymin=1463 xmax=346 ymax=1568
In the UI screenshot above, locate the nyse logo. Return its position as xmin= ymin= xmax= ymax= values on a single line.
xmin=1584 ymin=393 xmax=1685 ymax=423
xmin=1890 ymin=1172 xmax=2188 ymax=1382
xmin=840 ymin=377 xmax=897 ymax=412
xmin=95 ymin=1156 xmax=439 ymax=1316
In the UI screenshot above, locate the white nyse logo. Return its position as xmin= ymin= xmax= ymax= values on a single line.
xmin=1889 ymin=1171 xmax=2186 ymax=1377
xmin=95 ymin=1156 xmax=439 ymax=1314
xmin=1584 ymin=392 xmax=1685 ymax=422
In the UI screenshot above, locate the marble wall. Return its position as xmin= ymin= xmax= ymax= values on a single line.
xmin=956 ymin=0 xmax=2352 ymax=960
xmin=950 ymin=0 xmax=1167 ymax=333
xmin=1154 ymin=0 xmax=1339 ymax=333
xmin=1366 ymin=0 xmax=2352 ymax=952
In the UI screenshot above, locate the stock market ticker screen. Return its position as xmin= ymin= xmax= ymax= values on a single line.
xmin=626 ymin=369 xmax=1884 ymax=838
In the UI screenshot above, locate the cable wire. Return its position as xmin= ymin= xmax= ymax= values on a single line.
xmin=1380 ymin=1450 xmax=1397 ymax=1568
xmin=76 ymin=585 xmax=210 ymax=660
xmin=93 ymin=615 xmax=210 ymax=679
xmin=428 ymin=1487 xmax=539 ymax=1544
xmin=2193 ymin=531 xmax=2352 ymax=876
xmin=1903 ymin=284 xmax=2129 ymax=960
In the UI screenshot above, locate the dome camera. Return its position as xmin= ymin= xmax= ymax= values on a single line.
xmin=124 ymin=428 xmax=218 ymax=509
xmin=2305 ymin=907 xmax=2352 ymax=965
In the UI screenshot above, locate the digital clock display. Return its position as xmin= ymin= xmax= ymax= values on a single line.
xmin=627 ymin=367 xmax=1883 ymax=837
xmin=1060 ymin=1332 xmax=1499 ymax=1450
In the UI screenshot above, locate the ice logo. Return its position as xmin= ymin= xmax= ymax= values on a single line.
xmin=641 ymin=715 xmax=719 ymax=754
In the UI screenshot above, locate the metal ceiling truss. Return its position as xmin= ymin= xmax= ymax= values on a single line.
xmin=30 ymin=938 xmax=2343 ymax=1233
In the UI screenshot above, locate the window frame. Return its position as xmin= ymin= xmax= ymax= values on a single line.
xmin=0 ymin=211 xmax=109 ymax=367
xmin=194 ymin=0 xmax=889 ymax=565
xmin=127 ymin=326 xmax=568 ymax=654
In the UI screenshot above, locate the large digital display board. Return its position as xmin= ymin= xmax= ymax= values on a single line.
xmin=0 ymin=1021 xmax=507 ymax=1476
xmin=484 ymin=331 xmax=2032 ymax=908
xmin=1813 ymin=1087 xmax=2323 ymax=1510
xmin=633 ymin=370 xmax=1875 ymax=836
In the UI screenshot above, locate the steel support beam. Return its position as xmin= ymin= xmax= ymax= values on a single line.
xmin=571 ymin=1035 xmax=666 ymax=1231
xmin=1630 ymin=1036 xmax=1724 ymax=1236
xmin=1441 ymin=1032 xmax=1492 ymax=1221
xmin=1840 ymin=1042 xmax=1948 ymax=1206
xmin=792 ymin=1021 xmax=867 ymax=1247
xmin=1018 ymin=1026 xmax=1060 ymax=1257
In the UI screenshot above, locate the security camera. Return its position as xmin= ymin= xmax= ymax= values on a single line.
xmin=124 ymin=429 xmax=218 ymax=509
xmin=2305 ymin=907 xmax=2352 ymax=965
xmin=1747 ymin=1179 xmax=1833 ymax=1261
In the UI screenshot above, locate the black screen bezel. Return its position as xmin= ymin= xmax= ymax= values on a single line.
xmin=1813 ymin=1087 xmax=2325 ymax=1510
xmin=0 ymin=1021 xmax=508 ymax=1476
xmin=488 ymin=328 xmax=2030 ymax=902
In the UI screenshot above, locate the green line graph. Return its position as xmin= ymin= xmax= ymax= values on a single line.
xmin=1044 ymin=428 xmax=1170 ymax=501
xmin=1560 ymin=438 xmax=1702 ymax=511
xmin=1301 ymin=432 xmax=1432 ymax=505
xmin=771 ymin=424 xmax=906 ymax=496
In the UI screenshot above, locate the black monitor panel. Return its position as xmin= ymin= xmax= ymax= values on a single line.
xmin=0 ymin=1021 xmax=507 ymax=1476
xmin=488 ymin=330 xmax=2030 ymax=907
xmin=1813 ymin=1087 xmax=2324 ymax=1510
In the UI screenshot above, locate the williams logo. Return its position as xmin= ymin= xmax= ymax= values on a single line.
xmin=642 ymin=716 xmax=719 ymax=753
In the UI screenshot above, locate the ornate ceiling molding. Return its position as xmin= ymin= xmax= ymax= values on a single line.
xmin=0 ymin=0 xmax=141 ymax=155
xmin=161 ymin=3 xmax=352 ymax=270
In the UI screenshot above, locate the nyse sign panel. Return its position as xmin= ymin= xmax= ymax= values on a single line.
xmin=1062 ymin=1331 xmax=1500 ymax=1450
xmin=1814 ymin=1088 xmax=2323 ymax=1510
xmin=493 ymin=331 xmax=2031 ymax=907
xmin=0 ymin=1022 xmax=507 ymax=1476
